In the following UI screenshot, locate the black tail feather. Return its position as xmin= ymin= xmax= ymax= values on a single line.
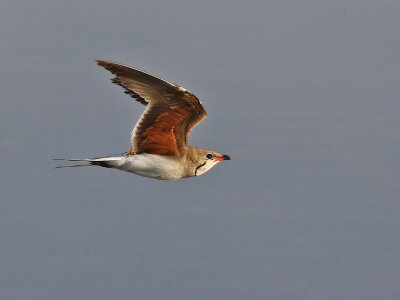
xmin=53 ymin=158 xmax=92 ymax=168
xmin=53 ymin=158 xmax=113 ymax=169
xmin=89 ymin=161 xmax=113 ymax=168
xmin=54 ymin=164 xmax=93 ymax=169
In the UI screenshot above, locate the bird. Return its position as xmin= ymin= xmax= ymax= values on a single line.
xmin=54 ymin=60 xmax=230 ymax=180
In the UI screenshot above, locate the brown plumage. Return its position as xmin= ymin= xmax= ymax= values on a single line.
xmin=96 ymin=60 xmax=207 ymax=156
xmin=54 ymin=61 xmax=230 ymax=180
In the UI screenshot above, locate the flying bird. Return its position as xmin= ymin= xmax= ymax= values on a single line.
xmin=55 ymin=60 xmax=230 ymax=180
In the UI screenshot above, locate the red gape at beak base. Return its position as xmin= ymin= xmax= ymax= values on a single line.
xmin=216 ymin=154 xmax=231 ymax=161
xmin=215 ymin=154 xmax=231 ymax=162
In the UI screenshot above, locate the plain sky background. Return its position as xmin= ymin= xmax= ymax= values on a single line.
xmin=1 ymin=0 xmax=400 ymax=299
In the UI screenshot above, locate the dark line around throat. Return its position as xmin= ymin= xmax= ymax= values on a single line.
xmin=195 ymin=162 xmax=206 ymax=176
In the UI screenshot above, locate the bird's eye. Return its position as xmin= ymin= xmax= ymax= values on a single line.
xmin=206 ymin=153 xmax=213 ymax=159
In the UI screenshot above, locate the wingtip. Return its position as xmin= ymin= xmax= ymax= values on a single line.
xmin=95 ymin=59 xmax=108 ymax=66
xmin=95 ymin=59 xmax=124 ymax=71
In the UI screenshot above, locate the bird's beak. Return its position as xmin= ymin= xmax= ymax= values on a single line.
xmin=216 ymin=154 xmax=231 ymax=161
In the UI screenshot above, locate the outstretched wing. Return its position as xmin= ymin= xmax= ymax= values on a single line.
xmin=96 ymin=60 xmax=207 ymax=156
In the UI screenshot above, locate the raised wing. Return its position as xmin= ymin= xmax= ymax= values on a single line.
xmin=96 ymin=60 xmax=207 ymax=156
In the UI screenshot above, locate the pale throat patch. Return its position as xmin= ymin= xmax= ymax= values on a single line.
xmin=194 ymin=160 xmax=219 ymax=176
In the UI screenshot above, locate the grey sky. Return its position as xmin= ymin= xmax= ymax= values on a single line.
xmin=1 ymin=0 xmax=400 ymax=299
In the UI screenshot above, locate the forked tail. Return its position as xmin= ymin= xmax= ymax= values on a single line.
xmin=53 ymin=155 xmax=124 ymax=169
xmin=53 ymin=158 xmax=94 ymax=168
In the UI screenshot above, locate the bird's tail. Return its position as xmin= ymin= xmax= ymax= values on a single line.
xmin=53 ymin=154 xmax=125 ymax=169
xmin=53 ymin=158 xmax=94 ymax=168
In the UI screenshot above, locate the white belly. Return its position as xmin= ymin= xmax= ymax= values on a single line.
xmin=106 ymin=154 xmax=183 ymax=180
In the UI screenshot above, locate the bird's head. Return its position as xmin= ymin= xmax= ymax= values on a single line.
xmin=189 ymin=148 xmax=231 ymax=177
